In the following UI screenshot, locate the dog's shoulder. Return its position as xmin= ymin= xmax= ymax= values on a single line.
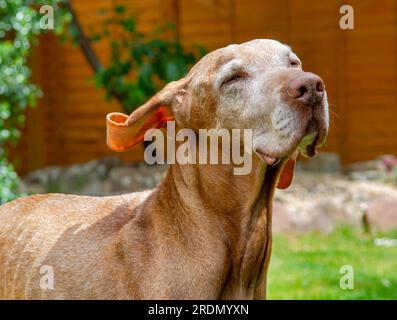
xmin=0 ymin=191 xmax=153 ymax=246
xmin=1 ymin=190 xmax=151 ymax=224
xmin=0 ymin=191 xmax=153 ymax=299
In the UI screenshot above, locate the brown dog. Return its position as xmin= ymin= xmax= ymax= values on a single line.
xmin=0 ymin=39 xmax=328 ymax=299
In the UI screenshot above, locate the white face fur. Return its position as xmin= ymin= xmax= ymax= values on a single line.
xmin=187 ymin=39 xmax=329 ymax=162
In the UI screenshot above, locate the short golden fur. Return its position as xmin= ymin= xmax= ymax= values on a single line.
xmin=0 ymin=39 xmax=328 ymax=299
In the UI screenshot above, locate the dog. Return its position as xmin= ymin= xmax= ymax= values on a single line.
xmin=0 ymin=39 xmax=328 ymax=299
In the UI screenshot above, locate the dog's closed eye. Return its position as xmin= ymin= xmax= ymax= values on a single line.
xmin=222 ymin=73 xmax=245 ymax=86
xmin=289 ymin=52 xmax=301 ymax=68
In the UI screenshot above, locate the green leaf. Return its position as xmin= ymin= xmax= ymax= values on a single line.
xmin=114 ymin=4 xmax=126 ymax=15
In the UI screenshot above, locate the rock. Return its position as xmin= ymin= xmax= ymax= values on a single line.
xmin=79 ymin=176 xmax=118 ymax=196
xmin=22 ymin=158 xmax=169 ymax=196
xmin=21 ymin=157 xmax=124 ymax=196
xmin=348 ymin=170 xmax=385 ymax=181
xmin=273 ymin=198 xmax=361 ymax=235
xmin=299 ymin=152 xmax=341 ymax=173
xmin=299 ymin=207 xmax=335 ymax=234
xmin=298 ymin=201 xmax=360 ymax=234
xmin=23 ymin=166 xmax=63 ymax=193
xmin=20 ymin=156 xmax=397 ymax=235
xmin=367 ymin=198 xmax=397 ymax=232
xmin=97 ymin=156 xmax=122 ymax=170
xmin=345 ymin=159 xmax=383 ymax=173
xmin=344 ymin=155 xmax=397 ymax=182
xmin=108 ymin=163 xmax=167 ymax=194
xmin=19 ymin=180 xmax=46 ymax=195
xmin=109 ymin=166 xmax=140 ymax=192
xmin=272 ymin=202 xmax=296 ymax=233
xmin=344 ymin=158 xmax=385 ymax=181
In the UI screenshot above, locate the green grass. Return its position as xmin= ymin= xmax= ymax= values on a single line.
xmin=267 ymin=227 xmax=397 ymax=299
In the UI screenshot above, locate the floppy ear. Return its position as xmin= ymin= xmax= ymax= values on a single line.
xmin=106 ymin=78 xmax=189 ymax=152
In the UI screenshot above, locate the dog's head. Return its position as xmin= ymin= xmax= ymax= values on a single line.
xmin=107 ymin=39 xmax=329 ymax=185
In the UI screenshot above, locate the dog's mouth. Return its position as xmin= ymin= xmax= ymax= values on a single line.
xmin=256 ymin=119 xmax=322 ymax=190
xmin=298 ymin=118 xmax=319 ymax=158
xmin=255 ymin=151 xmax=283 ymax=166
xmin=255 ymin=118 xmax=321 ymax=166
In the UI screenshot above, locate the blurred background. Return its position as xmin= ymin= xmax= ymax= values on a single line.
xmin=1 ymin=0 xmax=397 ymax=299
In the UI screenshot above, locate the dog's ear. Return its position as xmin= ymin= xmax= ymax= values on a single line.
xmin=106 ymin=77 xmax=189 ymax=152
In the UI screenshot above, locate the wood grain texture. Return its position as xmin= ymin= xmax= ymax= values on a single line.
xmin=15 ymin=0 xmax=397 ymax=173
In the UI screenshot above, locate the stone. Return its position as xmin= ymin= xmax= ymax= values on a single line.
xmin=297 ymin=200 xmax=360 ymax=234
xmin=348 ymin=170 xmax=384 ymax=181
xmin=344 ymin=155 xmax=397 ymax=182
xmin=345 ymin=159 xmax=383 ymax=173
xmin=367 ymin=198 xmax=397 ymax=232
xmin=108 ymin=166 xmax=139 ymax=193
xmin=77 ymin=177 xmax=113 ymax=196
xmin=272 ymin=201 xmax=296 ymax=233
xmin=19 ymin=156 xmax=397 ymax=235
xmin=298 ymin=207 xmax=335 ymax=234
xmin=19 ymin=180 xmax=46 ymax=195
xmin=299 ymin=152 xmax=341 ymax=173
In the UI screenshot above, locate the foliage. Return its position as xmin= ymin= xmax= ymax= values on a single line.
xmin=90 ymin=5 xmax=205 ymax=114
xmin=0 ymin=0 xmax=70 ymax=203
xmin=0 ymin=159 xmax=20 ymax=204
xmin=268 ymin=227 xmax=397 ymax=299
xmin=0 ymin=1 xmax=204 ymax=204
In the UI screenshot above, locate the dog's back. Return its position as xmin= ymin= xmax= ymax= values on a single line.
xmin=0 ymin=192 xmax=150 ymax=299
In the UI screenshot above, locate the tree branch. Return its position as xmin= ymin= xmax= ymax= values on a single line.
xmin=64 ymin=0 xmax=126 ymax=104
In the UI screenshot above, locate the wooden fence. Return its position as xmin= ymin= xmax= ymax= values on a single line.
xmin=16 ymin=0 xmax=397 ymax=173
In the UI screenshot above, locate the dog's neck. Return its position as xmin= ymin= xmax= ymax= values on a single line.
xmin=146 ymin=155 xmax=281 ymax=299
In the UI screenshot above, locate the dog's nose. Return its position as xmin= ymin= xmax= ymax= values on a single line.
xmin=286 ymin=72 xmax=324 ymax=105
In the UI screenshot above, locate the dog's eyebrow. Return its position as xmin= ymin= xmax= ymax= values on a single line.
xmin=220 ymin=58 xmax=244 ymax=72
xmin=214 ymin=58 xmax=245 ymax=87
xmin=213 ymin=54 xmax=237 ymax=71
xmin=289 ymin=51 xmax=301 ymax=64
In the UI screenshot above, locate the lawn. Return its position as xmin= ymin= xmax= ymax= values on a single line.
xmin=267 ymin=227 xmax=397 ymax=299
